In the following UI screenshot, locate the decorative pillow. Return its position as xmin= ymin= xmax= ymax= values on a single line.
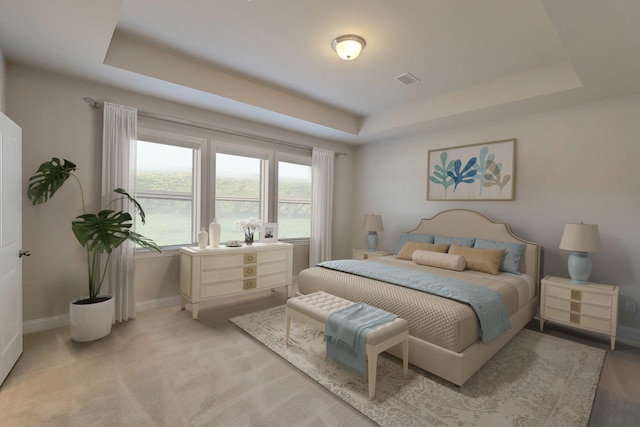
xmin=434 ymin=235 xmax=476 ymax=247
xmin=393 ymin=232 xmax=435 ymax=255
xmin=448 ymin=244 xmax=505 ymax=275
xmin=412 ymin=250 xmax=466 ymax=271
xmin=395 ymin=241 xmax=449 ymax=260
xmin=474 ymin=238 xmax=526 ymax=274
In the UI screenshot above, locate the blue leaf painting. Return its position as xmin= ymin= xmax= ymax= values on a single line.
xmin=473 ymin=146 xmax=495 ymax=195
xmin=428 ymin=151 xmax=455 ymax=194
xmin=447 ymin=158 xmax=478 ymax=191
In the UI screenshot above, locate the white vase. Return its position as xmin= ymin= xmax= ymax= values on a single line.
xmin=197 ymin=227 xmax=208 ymax=249
xmin=69 ymin=296 xmax=114 ymax=342
xmin=209 ymin=219 xmax=221 ymax=248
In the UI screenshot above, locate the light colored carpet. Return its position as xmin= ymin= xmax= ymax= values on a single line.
xmin=231 ymin=305 xmax=606 ymax=427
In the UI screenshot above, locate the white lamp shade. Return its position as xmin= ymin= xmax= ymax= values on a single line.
xmin=332 ymin=35 xmax=366 ymax=61
xmin=559 ymin=223 xmax=602 ymax=253
xmin=362 ymin=214 xmax=384 ymax=232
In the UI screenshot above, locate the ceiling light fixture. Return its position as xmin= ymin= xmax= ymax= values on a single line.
xmin=331 ymin=35 xmax=366 ymax=61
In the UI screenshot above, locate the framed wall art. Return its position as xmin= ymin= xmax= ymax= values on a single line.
xmin=427 ymin=138 xmax=515 ymax=201
xmin=260 ymin=223 xmax=278 ymax=243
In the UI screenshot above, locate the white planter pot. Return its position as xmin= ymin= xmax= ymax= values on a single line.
xmin=69 ymin=296 xmax=114 ymax=342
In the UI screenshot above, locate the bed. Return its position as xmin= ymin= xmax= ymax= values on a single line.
xmin=297 ymin=209 xmax=540 ymax=386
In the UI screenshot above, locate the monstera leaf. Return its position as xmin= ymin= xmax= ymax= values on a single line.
xmin=27 ymin=158 xmax=77 ymax=205
xmin=71 ymin=210 xmax=132 ymax=254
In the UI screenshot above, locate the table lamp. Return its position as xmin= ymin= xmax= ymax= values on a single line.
xmin=559 ymin=223 xmax=602 ymax=284
xmin=363 ymin=214 xmax=384 ymax=252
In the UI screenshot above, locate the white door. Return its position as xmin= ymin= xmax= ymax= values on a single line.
xmin=0 ymin=112 xmax=23 ymax=386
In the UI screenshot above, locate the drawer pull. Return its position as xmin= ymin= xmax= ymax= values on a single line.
xmin=244 ymin=267 xmax=255 ymax=276
xmin=244 ymin=253 xmax=257 ymax=264
xmin=570 ymin=302 xmax=581 ymax=312
xmin=570 ymin=290 xmax=582 ymax=301
xmin=570 ymin=313 xmax=580 ymax=324
xmin=243 ymin=279 xmax=256 ymax=290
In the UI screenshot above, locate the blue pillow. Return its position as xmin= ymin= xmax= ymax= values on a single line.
xmin=434 ymin=235 xmax=476 ymax=248
xmin=474 ymin=238 xmax=526 ymax=274
xmin=394 ymin=233 xmax=435 ymax=255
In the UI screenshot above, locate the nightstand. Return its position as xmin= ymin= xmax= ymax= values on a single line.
xmin=540 ymin=275 xmax=619 ymax=350
xmin=352 ymin=248 xmax=391 ymax=260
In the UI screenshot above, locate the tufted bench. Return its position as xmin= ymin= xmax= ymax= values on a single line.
xmin=285 ymin=291 xmax=409 ymax=398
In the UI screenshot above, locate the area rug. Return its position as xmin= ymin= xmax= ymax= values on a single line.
xmin=230 ymin=305 xmax=605 ymax=427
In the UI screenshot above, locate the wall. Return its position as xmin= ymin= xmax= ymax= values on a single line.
xmin=7 ymin=64 xmax=355 ymax=328
xmin=354 ymin=94 xmax=640 ymax=342
xmin=0 ymin=47 xmax=5 ymax=111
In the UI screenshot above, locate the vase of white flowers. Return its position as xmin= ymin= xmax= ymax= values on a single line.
xmin=235 ymin=217 xmax=262 ymax=245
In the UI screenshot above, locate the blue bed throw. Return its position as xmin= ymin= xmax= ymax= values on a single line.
xmin=325 ymin=302 xmax=397 ymax=376
xmin=318 ymin=259 xmax=511 ymax=344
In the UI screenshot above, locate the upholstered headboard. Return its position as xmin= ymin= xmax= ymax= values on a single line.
xmin=408 ymin=209 xmax=540 ymax=288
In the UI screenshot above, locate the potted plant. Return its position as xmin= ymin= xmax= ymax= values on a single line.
xmin=27 ymin=158 xmax=160 ymax=341
xmin=234 ymin=217 xmax=262 ymax=245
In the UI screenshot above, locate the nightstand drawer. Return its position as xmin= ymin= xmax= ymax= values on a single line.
xmin=545 ymin=284 xmax=613 ymax=306
xmin=546 ymin=296 xmax=612 ymax=318
xmin=545 ymin=307 xmax=612 ymax=332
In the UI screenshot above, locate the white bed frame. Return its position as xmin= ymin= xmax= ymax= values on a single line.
xmin=384 ymin=209 xmax=540 ymax=386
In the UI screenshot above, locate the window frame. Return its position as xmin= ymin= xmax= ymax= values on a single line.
xmin=136 ymin=127 xmax=207 ymax=250
xmin=275 ymin=153 xmax=312 ymax=240
xmin=134 ymin=124 xmax=312 ymax=256
xmin=211 ymin=142 xmax=274 ymax=227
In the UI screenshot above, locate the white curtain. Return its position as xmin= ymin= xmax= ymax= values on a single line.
xmin=309 ymin=147 xmax=334 ymax=265
xmin=102 ymin=102 xmax=138 ymax=322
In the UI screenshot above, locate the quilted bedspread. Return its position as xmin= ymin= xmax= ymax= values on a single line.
xmin=298 ymin=257 xmax=534 ymax=353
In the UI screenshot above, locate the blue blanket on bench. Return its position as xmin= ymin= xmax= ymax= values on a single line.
xmin=318 ymin=259 xmax=511 ymax=344
xmin=325 ymin=302 xmax=397 ymax=376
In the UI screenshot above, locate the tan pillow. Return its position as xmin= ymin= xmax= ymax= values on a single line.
xmin=448 ymin=244 xmax=505 ymax=275
xmin=395 ymin=241 xmax=450 ymax=260
xmin=412 ymin=250 xmax=466 ymax=271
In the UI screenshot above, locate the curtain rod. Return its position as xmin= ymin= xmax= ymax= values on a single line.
xmin=83 ymin=97 xmax=346 ymax=156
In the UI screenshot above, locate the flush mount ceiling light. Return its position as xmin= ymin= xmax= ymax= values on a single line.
xmin=331 ymin=34 xmax=366 ymax=61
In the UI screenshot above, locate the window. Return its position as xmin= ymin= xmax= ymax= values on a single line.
xmin=215 ymin=152 xmax=267 ymax=243
xmin=133 ymin=122 xmax=313 ymax=250
xmin=135 ymin=139 xmax=200 ymax=247
xmin=278 ymin=161 xmax=311 ymax=239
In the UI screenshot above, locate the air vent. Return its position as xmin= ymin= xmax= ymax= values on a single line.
xmin=394 ymin=73 xmax=421 ymax=86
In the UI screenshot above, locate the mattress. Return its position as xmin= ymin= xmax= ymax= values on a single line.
xmin=297 ymin=256 xmax=535 ymax=353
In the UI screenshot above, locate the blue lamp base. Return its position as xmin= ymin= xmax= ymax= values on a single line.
xmin=367 ymin=232 xmax=378 ymax=252
xmin=567 ymin=251 xmax=592 ymax=284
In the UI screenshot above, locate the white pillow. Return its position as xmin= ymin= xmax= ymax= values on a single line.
xmin=412 ymin=250 xmax=466 ymax=271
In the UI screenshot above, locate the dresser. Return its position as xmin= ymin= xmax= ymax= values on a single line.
xmin=540 ymin=275 xmax=619 ymax=349
xmin=179 ymin=242 xmax=293 ymax=319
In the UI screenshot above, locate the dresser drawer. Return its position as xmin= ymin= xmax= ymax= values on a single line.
xmin=201 ymin=267 xmax=244 ymax=283
xmin=257 ymin=249 xmax=288 ymax=263
xmin=201 ymin=253 xmax=246 ymax=269
xmin=200 ymin=272 xmax=289 ymax=297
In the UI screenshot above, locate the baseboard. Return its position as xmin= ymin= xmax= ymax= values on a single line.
xmin=22 ymin=296 xmax=183 ymax=334
xmin=617 ymin=325 xmax=640 ymax=347
xmin=135 ymin=295 xmax=182 ymax=312
xmin=23 ymin=314 xmax=69 ymax=334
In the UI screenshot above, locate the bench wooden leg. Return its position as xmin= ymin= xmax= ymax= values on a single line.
xmin=402 ymin=337 xmax=409 ymax=376
xmin=368 ymin=351 xmax=378 ymax=399
xmin=285 ymin=309 xmax=292 ymax=346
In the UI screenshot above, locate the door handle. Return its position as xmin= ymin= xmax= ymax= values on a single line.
xmin=19 ymin=250 xmax=31 ymax=257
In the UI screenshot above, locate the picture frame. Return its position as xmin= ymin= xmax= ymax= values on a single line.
xmin=260 ymin=223 xmax=278 ymax=243
xmin=427 ymin=138 xmax=516 ymax=201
